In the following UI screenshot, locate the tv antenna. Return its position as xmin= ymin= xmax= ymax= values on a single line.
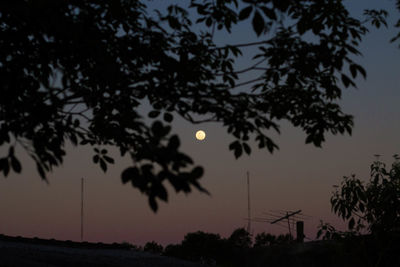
xmin=252 ymin=209 xmax=311 ymax=242
xmin=270 ymin=210 xmax=301 ymax=237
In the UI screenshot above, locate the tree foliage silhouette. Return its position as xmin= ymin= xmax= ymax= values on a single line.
xmin=228 ymin=227 xmax=252 ymax=249
xmin=179 ymin=231 xmax=224 ymax=263
xmin=143 ymin=241 xmax=163 ymax=254
xmin=0 ymin=0 xmax=394 ymax=211
xmin=330 ymin=155 xmax=400 ymax=235
xmin=254 ymin=232 xmax=277 ymax=247
xmin=254 ymin=232 xmax=293 ymax=247
xmin=315 ymin=155 xmax=400 ymax=267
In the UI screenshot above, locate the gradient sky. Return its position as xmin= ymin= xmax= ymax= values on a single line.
xmin=1 ymin=1 xmax=399 ymax=246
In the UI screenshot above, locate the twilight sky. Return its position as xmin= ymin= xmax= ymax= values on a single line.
xmin=0 ymin=1 xmax=399 ymax=246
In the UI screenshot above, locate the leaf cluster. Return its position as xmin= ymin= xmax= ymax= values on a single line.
xmin=0 ymin=0 xmax=395 ymax=210
xmin=330 ymin=156 xmax=400 ymax=235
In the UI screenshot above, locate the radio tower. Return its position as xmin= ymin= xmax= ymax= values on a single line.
xmin=81 ymin=178 xmax=84 ymax=241
xmin=247 ymin=171 xmax=251 ymax=233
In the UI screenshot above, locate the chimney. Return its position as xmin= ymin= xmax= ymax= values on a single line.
xmin=296 ymin=221 xmax=304 ymax=243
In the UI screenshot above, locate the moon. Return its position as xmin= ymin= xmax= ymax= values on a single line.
xmin=195 ymin=130 xmax=206 ymax=141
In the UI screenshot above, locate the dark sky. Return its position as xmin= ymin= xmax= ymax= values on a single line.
xmin=0 ymin=1 xmax=399 ymax=246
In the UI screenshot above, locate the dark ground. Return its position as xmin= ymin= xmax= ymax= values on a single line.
xmin=0 ymin=235 xmax=205 ymax=267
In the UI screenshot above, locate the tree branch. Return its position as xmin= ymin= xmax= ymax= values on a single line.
xmin=212 ymin=40 xmax=269 ymax=51
xmin=216 ymin=58 xmax=267 ymax=76
xmin=229 ymin=77 xmax=264 ymax=89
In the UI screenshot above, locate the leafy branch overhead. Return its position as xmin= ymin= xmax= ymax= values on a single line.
xmin=0 ymin=0 xmax=397 ymax=211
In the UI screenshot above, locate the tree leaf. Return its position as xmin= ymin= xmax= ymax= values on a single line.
xmin=11 ymin=156 xmax=21 ymax=173
xmin=266 ymin=139 xmax=277 ymax=153
xmin=1 ymin=158 xmax=10 ymax=176
xmin=69 ymin=133 xmax=78 ymax=146
xmin=93 ymin=155 xmax=99 ymax=164
xmin=168 ymin=16 xmax=181 ymax=30
xmin=356 ymin=64 xmax=366 ymax=78
xmin=349 ymin=64 xmax=357 ymax=78
xmin=359 ymin=202 xmax=364 ymax=212
xmin=121 ymin=172 xmax=131 ymax=184
xmin=149 ymin=196 xmax=158 ymax=212
xmin=121 ymin=167 xmax=137 ymax=184
xmin=243 ymin=143 xmax=251 ymax=155
xmin=0 ymin=158 xmax=6 ymax=172
xmin=80 ymin=140 xmax=89 ymax=145
xmin=252 ymin=11 xmax=264 ymax=36
xmin=168 ymin=135 xmax=180 ymax=150
xmin=191 ymin=166 xmax=204 ymax=179
xmin=8 ymin=146 xmax=14 ymax=156
xmin=260 ymin=6 xmax=276 ymax=20
xmin=155 ymin=184 xmax=168 ymax=201
xmin=37 ymin=163 xmax=46 ymax=180
xmin=341 ymin=74 xmax=354 ymax=88
xmin=234 ymin=145 xmax=242 ymax=159
xmin=103 ymin=155 xmax=114 ymax=164
xmin=151 ymin=121 xmax=164 ymax=137
xmin=206 ymin=17 xmax=212 ymax=27
xmin=163 ymin=113 xmax=173 ymax=122
xmin=348 ymin=217 xmax=355 ymax=230
xmin=229 ymin=140 xmax=240 ymax=151
xmin=239 ymin=6 xmax=252 ymax=20
xmin=99 ymin=158 xmax=107 ymax=172
xmin=149 ymin=110 xmax=160 ymax=118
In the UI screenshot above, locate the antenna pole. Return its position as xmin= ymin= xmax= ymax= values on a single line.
xmin=81 ymin=177 xmax=84 ymax=242
xmin=247 ymin=171 xmax=251 ymax=233
xmin=270 ymin=210 xmax=302 ymax=224
xmin=287 ymin=212 xmax=291 ymax=237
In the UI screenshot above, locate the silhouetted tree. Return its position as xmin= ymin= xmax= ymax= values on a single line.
xmin=254 ymin=232 xmax=293 ymax=248
xmin=329 ymin=155 xmax=400 ymax=235
xmin=228 ymin=228 xmax=252 ymax=249
xmin=143 ymin=241 xmax=163 ymax=254
xmin=0 ymin=0 xmax=394 ymax=211
xmin=276 ymin=233 xmax=293 ymax=244
xmin=315 ymin=155 xmax=400 ymax=267
xmin=180 ymin=231 xmax=225 ymax=263
xmin=163 ymin=244 xmax=184 ymax=259
xmin=254 ymin=232 xmax=277 ymax=247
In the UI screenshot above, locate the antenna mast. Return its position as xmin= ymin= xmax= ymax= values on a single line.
xmin=81 ymin=177 xmax=84 ymax=242
xmin=270 ymin=210 xmax=302 ymax=237
xmin=247 ymin=171 xmax=251 ymax=233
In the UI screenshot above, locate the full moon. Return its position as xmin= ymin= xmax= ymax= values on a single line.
xmin=195 ymin=130 xmax=206 ymax=141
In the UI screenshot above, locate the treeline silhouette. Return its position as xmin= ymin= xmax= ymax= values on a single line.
xmin=0 ymin=229 xmax=294 ymax=266
xmin=3 ymin=229 xmax=400 ymax=266
xmin=144 ymin=228 xmax=294 ymax=266
xmin=143 ymin=228 xmax=400 ymax=267
xmin=0 ymin=234 xmax=133 ymax=250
